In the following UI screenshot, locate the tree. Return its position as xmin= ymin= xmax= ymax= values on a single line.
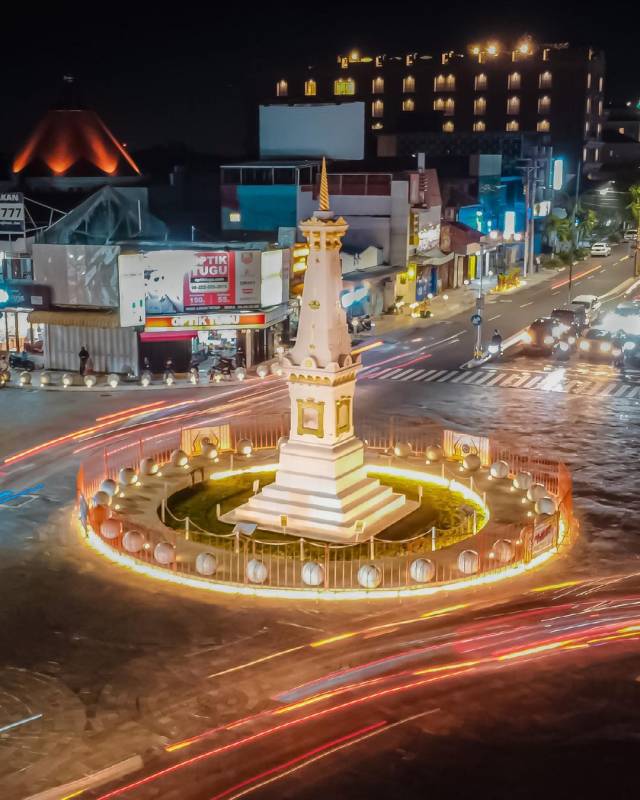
xmin=576 ymin=208 xmax=598 ymax=243
xmin=545 ymin=214 xmax=572 ymax=254
xmin=628 ymin=184 xmax=640 ymax=276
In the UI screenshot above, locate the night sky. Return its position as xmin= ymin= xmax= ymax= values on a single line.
xmin=3 ymin=1 xmax=636 ymax=160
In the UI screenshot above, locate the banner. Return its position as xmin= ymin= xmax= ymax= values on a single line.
xmin=0 ymin=192 xmax=25 ymax=234
xmin=443 ymin=429 xmax=491 ymax=466
xmin=531 ymin=517 xmax=556 ymax=556
xmin=184 ymin=251 xmax=235 ymax=309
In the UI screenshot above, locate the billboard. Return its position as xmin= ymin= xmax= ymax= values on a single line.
xmin=0 ymin=192 xmax=25 ymax=234
xmin=260 ymin=103 xmax=365 ymax=160
xmin=117 ymin=254 xmax=146 ymax=327
xmin=33 ymin=244 xmax=120 ymax=308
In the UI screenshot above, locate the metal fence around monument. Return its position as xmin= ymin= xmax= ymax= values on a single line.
xmin=77 ymin=415 xmax=575 ymax=593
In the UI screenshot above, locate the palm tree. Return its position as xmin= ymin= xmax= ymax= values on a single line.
xmin=628 ymin=184 xmax=640 ymax=276
xmin=545 ymin=214 xmax=572 ymax=254
xmin=577 ymin=208 xmax=598 ymax=243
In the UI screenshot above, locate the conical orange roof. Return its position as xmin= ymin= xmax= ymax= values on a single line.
xmin=13 ymin=108 xmax=140 ymax=177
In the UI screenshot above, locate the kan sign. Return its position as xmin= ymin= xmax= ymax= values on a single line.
xmin=183 ymin=252 xmax=236 ymax=309
xmin=0 ymin=192 xmax=25 ymax=234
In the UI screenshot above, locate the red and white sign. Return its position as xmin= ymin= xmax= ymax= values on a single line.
xmin=183 ymin=251 xmax=235 ymax=309
xmin=531 ymin=518 xmax=556 ymax=556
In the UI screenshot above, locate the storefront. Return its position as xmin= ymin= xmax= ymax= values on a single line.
xmin=140 ymin=305 xmax=290 ymax=372
xmin=0 ymin=281 xmax=51 ymax=355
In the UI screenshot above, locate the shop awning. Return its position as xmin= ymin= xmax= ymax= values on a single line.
xmin=414 ymin=248 xmax=455 ymax=267
xmin=28 ymin=309 xmax=122 ymax=328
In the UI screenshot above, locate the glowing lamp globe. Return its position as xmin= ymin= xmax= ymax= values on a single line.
xmin=270 ymin=362 xmax=284 ymax=377
xmin=409 ymin=558 xmax=435 ymax=583
xmin=513 ymin=471 xmax=533 ymax=491
xmin=357 ymin=564 xmax=382 ymax=589
xmin=462 ymin=453 xmax=481 ymax=472
xmin=277 ymin=436 xmax=289 ymax=451
xmin=493 ymin=539 xmax=514 ymax=563
xmin=84 ymin=373 xmax=97 ymax=388
xmin=62 ymin=373 xmax=74 ymax=387
xmin=19 ymin=371 xmax=32 ymax=386
xmin=140 ymin=371 xmax=152 ymax=387
xmin=393 ymin=442 xmax=411 ymax=458
xmin=256 ymin=363 xmax=269 ymax=379
xmin=201 ymin=443 xmax=218 ymax=460
xmin=107 ymin=373 xmax=119 ymax=388
xmin=535 ymin=496 xmax=557 ymax=516
xmin=236 ymin=439 xmax=253 ymax=456
xmin=92 ymin=490 xmax=111 ymax=508
xmin=526 ymin=483 xmax=548 ymax=503
xmin=40 ymin=372 xmax=52 ymax=386
xmin=195 ymin=552 xmax=218 ymax=576
xmin=234 ymin=367 xmax=246 ymax=382
xmin=164 ymin=372 xmax=175 ymax=386
xmin=170 ymin=449 xmax=189 ymax=467
xmin=425 ymin=444 xmax=443 ymax=463
xmin=189 ymin=368 xmax=200 ymax=384
xmin=154 ymin=541 xmax=175 ymax=565
xmin=123 ymin=530 xmax=144 ymax=553
xmin=100 ymin=519 xmax=121 ymax=540
xmin=246 ymin=558 xmax=268 ymax=584
xmin=490 ymin=460 xmax=509 ymax=480
xmin=99 ymin=478 xmax=117 ymax=496
xmin=301 ymin=561 xmax=324 ymax=587
xmin=458 ymin=549 xmax=479 ymax=575
xmin=139 ymin=457 xmax=159 ymax=476
xmin=118 ymin=467 xmax=138 ymax=487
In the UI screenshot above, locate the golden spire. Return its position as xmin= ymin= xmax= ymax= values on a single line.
xmin=319 ymin=157 xmax=330 ymax=212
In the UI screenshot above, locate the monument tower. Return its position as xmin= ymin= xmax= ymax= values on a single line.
xmin=228 ymin=160 xmax=413 ymax=542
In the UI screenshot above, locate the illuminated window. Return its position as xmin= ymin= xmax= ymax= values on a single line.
xmin=542 ymin=48 xmax=551 ymax=61
xmin=304 ymin=79 xmax=316 ymax=97
xmin=228 ymin=212 xmax=241 ymax=223
xmin=403 ymin=75 xmax=415 ymax=93
xmin=406 ymin=54 xmax=415 ymax=66
xmin=619 ymin=126 xmax=625 ymax=135
xmin=434 ymin=74 xmax=446 ymax=91
xmin=433 ymin=97 xmax=445 ymax=111
xmin=597 ymin=123 xmax=602 ymax=136
xmin=583 ymin=147 xmax=588 ymax=161
xmin=402 ymin=98 xmax=415 ymax=111
xmin=446 ymin=74 xmax=456 ymax=90
xmin=372 ymin=76 xmax=384 ymax=94
xmin=587 ymin=73 xmax=592 ymax=89
xmin=598 ymin=99 xmax=603 ymax=115
xmin=371 ymin=99 xmax=384 ymax=118
xmin=537 ymin=119 xmax=551 ymax=132
xmin=442 ymin=121 xmax=454 ymax=133
xmin=375 ymin=55 xmax=383 ymax=68
xmin=508 ymin=72 xmax=521 ymax=90
xmin=473 ymin=120 xmax=486 ymax=132
xmin=334 ymin=77 xmax=356 ymax=96
xmin=595 ymin=148 xmax=600 ymax=161
xmin=474 ymin=73 xmax=487 ymax=90
xmin=276 ymin=79 xmax=288 ymax=97
xmin=598 ymin=77 xmax=604 ymax=92
xmin=585 ymin=121 xmax=590 ymax=134
xmin=474 ymin=97 xmax=486 ymax=115
xmin=506 ymin=120 xmax=519 ymax=132
xmin=538 ymin=95 xmax=551 ymax=113
xmin=539 ymin=71 xmax=552 ymax=89
xmin=444 ymin=97 xmax=455 ymax=116
xmin=371 ymin=122 xmax=383 ymax=130
xmin=507 ymin=96 xmax=520 ymax=115
xmin=586 ymin=97 xmax=591 ymax=113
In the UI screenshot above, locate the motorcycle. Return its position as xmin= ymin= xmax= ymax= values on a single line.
xmin=9 ymin=352 xmax=35 ymax=371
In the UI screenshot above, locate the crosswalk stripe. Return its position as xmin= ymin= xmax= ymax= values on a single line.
xmin=523 ymin=375 xmax=545 ymax=388
xmin=501 ymin=374 xmax=532 ymax=388
xmin=596 ymin=382 xmax=617 ymax=397
xmin=423 ymin=370 xmax=448 ymax=382
xmin=435 ymin=370 xmax=460 ymax=382
xmin=464 ymin=371 xmax=498 ymax=385
xmin=449 ymin=371 xmax=470 ymax=383
xmin=612 ymin=384 xmax=630 ymax=397
xmin=626 ymin=386 xmax=640 ymax=398
xmin=485 ymin=373 xmax=508 ymax=386
xmin=409 ymin=369 xmax=432 ymax=380
xmin=374 ymin=367 xmax=405 ymax=379
xmin=391 ymin=369 xmax=418 ymax=380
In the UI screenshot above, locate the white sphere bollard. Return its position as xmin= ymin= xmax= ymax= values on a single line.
xmin=462 ymin=453 xmax=481 ymax=472
xmin=195 ymin=552 xmax=218 ymax=576
xmin=40 ymin=372 xmax=52 ymax=386
xmin=189 ymin=368 xmax=200 ymax=384
xmin=393 ymin=442 xmax=411 ymax=458
xmin=100 ymin=519 xmax=121 ymax=539
xmin=490 ymin=460 xmax=509 ymax=480
xmin=201 ymin=443 xmax=219 ymax=460
xmin=154 ymin=541 xmax=175 ymax=565
xmin=301 ymin=561 xmax=325 ymax=587
xmin=526 ymin=483 xmax=548 ymax=503
xmin=247 ymin=558 xmax=268 ymax=584
xmin=270 ymin=362 xmax=284 ymax=377
xmin=107 ymin=373 xmax=120 ymax=388
xmin=513 ymin=471 xmax=533 ymax=491
xmin=234 ymin=367 xmax=246 ymax=382
xmin=458 ymin=550 xmax=479 ymax=575
xmin=118 ymin=467 xmax=138 ymax=487
xmin=236 ymin=438 xmax=253 ymax=456
xmin=425 ymin=444 xmax=443 ymax=463
xmin=140 ymin=370 xmax=152 ymax=387
xmin=170 ymin=449 xmax=189 ymax=467
xmin=535 ymin=496 xmax=557 ymax=516
xmin=357 ymin=564 xmax=382 ymax=589
xmin=277 ymin=436 xmax=289 ymax=451
xmin=19 ymin=371 xmax=32 ymax=386
xmin=93 ymin=490 xmax=111 ymax=507
xmin=122 ymin=530 xmax=144 ymax=553
xmin=256 ymin=363 xmax=269 ymax=379
xmin=139 ymin=457 xmax=159 ymax=476
xmin=62 ymin=372 xmax=74 ymax=387
xmin=409 ymin=558 xmax=435 ymax=583
xmin=493 ymin=539 xmax=514 ymax=563
xmin=84 ymin=373 xmax=97 ymax=388
xmin=99 ymin=478 xmax=118 ymax=496
xmin=164 ymin=372 xmax=175 ymax=386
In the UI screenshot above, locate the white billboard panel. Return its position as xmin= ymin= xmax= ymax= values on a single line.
xmin=260 ymin=103 xmax=365 ymax=160
xmin=33 ymin=244 xmax=120 ymax=308
xmin=260 ymin=250 xmax=284 ymax=307
xmin=118 ymin=254 xmax=146 ymax=327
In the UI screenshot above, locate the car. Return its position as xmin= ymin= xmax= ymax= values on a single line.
xmin=600 ymin=301 xmax=640 ymax=337
xmin=521 ymin=317 xmax=575 ymax=359
xmin=623 ymin=230 xmax=638 ymax=242
xmin=577 ymin=328 xmax=624 ymax=366
xmin=590 ymin=242 xmax=612 ymax=257
xmin=8 ymin=352 xmax=35 ymax=370
xmin=550 ymin=307 xmax=585 ymax=335
xmin=622 ymin=334 xmax=640 ymax=368
xmin=571 ymin=294 xmax=601 ymax=324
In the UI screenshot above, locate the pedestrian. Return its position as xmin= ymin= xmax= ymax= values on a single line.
xmin=84 ymin=355 xmax=94 ymax=375
xmin=78 ymin=345 xmax=89 ymax=375
xmin=491 ymin=329 xmax=503 ymax=355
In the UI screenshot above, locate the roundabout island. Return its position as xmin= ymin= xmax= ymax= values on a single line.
xmin=76 ymin=162 xmax=576 ymax=601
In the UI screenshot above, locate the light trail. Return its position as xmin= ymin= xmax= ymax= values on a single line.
xmin=351 ymin=340 xmax=384 ymax=355
xmin=0 ymin=712 xmax=43 ymax=733
xmin=551 ymin=263 xmax=603 ymax=289
xmin=94 ymin=400 xmax=167 ymax=422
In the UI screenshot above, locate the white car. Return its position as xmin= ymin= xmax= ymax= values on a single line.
xmin=590 ymin=242 xmax=612 ymax=257
xmin=571 ymin=294 xmax=601 ymax=324
xmin=623 ymin=230 xmax=637 ymax=242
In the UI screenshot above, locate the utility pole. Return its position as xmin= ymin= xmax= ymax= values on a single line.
xmin=474 ymin=245 xmax=485 ymax=359
xmin=568 ymin=160 xmax=582 ymax=304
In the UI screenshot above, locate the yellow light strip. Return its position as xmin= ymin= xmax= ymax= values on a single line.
xmin=310 ymin=632 xmax=358 ymax=647
xmin=530 ymin=580 xmax=582 ymax=593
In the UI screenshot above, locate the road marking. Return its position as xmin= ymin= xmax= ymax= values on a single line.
xmin=612 ymin=384 xmax=630 ymax=397
xmin=626 ymin=386 xmax=640 ymax=398
xmin=409 ymin=369 xmax=432 ymax=381
xmin=435 ymin=370 xmax=460 ymax=382
xmin=488 ymin=314 xmax=501 ymax=321
xmin=523 ymin=375 xmax=545 ymax=388
xmin=552 ymin=291 xmax=560 ymax=295
xmin=0 ymin=713 xmax=43 ymax=734
xmin=520 ymin=301 xmax=534 ymax=308
xmin=391 ymin=369 xmax=418 ymax=380
xmin=423 ymin=370 xmax=449 ymax=382
xmin=449 ymin=372 xmax=470 ymax=383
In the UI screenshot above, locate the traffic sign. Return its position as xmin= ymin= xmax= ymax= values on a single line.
xmin=470 ymin=314 xmax=482 ymax=326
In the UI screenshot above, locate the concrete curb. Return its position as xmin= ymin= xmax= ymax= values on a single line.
xmin=21 ymin=755 xmax=143 ymax=800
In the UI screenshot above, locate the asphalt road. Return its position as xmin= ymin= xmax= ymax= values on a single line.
xmin=0 ymin=243 xmax=639 ymax=799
